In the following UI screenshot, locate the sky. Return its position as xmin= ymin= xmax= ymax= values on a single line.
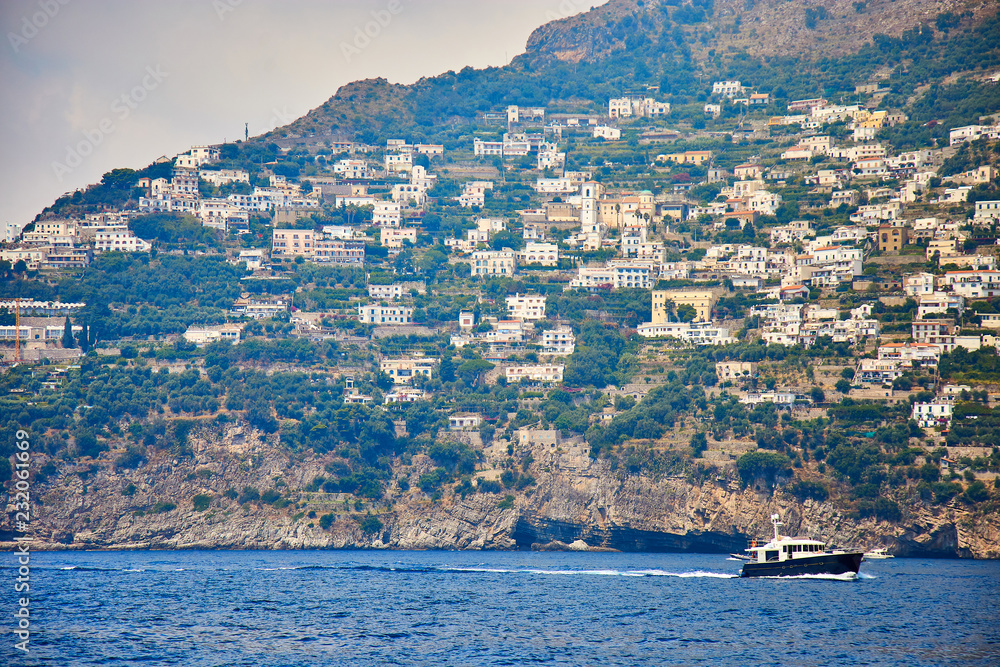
xmin=0 ymin=0 xmax=607 ymax=237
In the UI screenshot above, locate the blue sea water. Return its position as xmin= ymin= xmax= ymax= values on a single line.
xmin=3 ymin=550 xmax=999 ymax=666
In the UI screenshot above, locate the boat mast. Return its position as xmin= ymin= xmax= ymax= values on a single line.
xmin=771 ymin=513 xmax=783 ymax=542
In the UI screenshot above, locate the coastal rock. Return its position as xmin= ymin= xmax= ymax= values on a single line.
xmin=4 ymin=422 xmax=998 ymax=559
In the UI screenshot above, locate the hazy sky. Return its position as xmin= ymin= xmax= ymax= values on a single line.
xmin=0 ymin=0 xmax=606 ymax=234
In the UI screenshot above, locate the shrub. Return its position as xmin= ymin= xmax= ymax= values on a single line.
xmin=319 ymin=513 xmax=335 ymax=529
xmin=963 ymin=480 xmax=990 ymax=503
xmin=238 ymin=486 xmax=260 ymax=504
xmin=786 ymin=479 xmax=829 ymax=502
xmin=419 ymin=468 xmax=450 ymax=493
xmin=858 ymin=497 xmax=902 ymax=522
xmin=736 ymin=451 xmax=793 ymax=485
xmin=122 ymin=483 xmax=137 ymax=496
xmin=476 ymin=479 xmax=504 ymax=494
xmin=152 ymin=501 xmax=176 ymax=514
xmin=497 ymin=495 xmax=515 ymax=509
xmin=260 ymin=489 xmax=281 ymax=505
xmin=115 ymin=445 xmax=147 ymax=470
xmin=690 ymin=432 xmax=708 ymax=457
xmin=359 ymin=515 xmax=383 ymax=535
xmin=931 ymin=482 xmax=962 ymax=504
xmin=192 ymin=494 xmax=212 ymax=512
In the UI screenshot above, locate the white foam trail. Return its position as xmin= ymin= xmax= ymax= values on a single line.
xmin=449 ymin=567 xmax=737 ymax=578
xmin=760 ymin=572 xmax=859 ymax=581
xmin=60 ymin=566 xmax=76 ymax=570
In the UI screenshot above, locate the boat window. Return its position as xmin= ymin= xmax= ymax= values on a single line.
xmin=765 ymin=550 xmax=778 ymax=561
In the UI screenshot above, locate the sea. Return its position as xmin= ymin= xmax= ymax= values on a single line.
xmin=3 ymin=550 xmax=998 ymax=666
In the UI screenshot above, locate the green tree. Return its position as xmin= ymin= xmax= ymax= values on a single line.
xmin=62 ymin=317 xmax=75 ymax=348
xmin=77 ymin=323 xmax=90 ymax=353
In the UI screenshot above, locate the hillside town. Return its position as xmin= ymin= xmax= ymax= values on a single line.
xmin=3 ymin=75 xmax=999 ymax=510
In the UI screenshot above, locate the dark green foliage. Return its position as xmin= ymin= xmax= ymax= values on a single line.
xmin=736 ymin=451 xmax=793 ymax=485
xmin=786 ymin=479 xmax=829 ymax=502
xmin=564 ymin=322 xmax=634 ymax=388
xmin=115 ymin=444 xmax=147 ymax=470
xmin=963 ymin=480 xmax=990 ymax=504
xmin=319 ymin=513 xmax=336 ymax=529
xmin=690 ymin=432 xmax=708 ymax=457
xmin=428 ymin=441 xmax=479 ymax=475
xmin=131 ymin=213 xmax=220 ymax=248
xmin=358 ymin=515 xmax=383 ymax=535
xmin=858 ymin=497 xmax=902 ymax=522
xmin=476 ymin=479 xmax=503 ymax=494
xmin=497 ymin=495 xmax=515 ymax=509
xmin=419 ymin=467 xmax=451 ymax=493
xmin=827 ymin=443 xmax=884 ymax=485
xmin=192 ymin=494 xmax=212 ymax=512
xmin=151 ymin=501 xmax=176 ymax=514
xmin=238 ymin=486 xmax=260 ymax=504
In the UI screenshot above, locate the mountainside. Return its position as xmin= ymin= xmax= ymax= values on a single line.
xmin=9 ymin=419 xmax=998 ymax=558
xmin=267 ymin=0 xmax=995 ymax=146
xmin=525 ymin=0 xmax=991 ymax=62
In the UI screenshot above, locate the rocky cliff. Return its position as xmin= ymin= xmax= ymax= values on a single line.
xmin=5 ymin=420 xmax=998 ymax=558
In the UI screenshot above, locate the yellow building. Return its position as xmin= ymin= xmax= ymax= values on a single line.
xmin=659 ymin=150 xmax=713 ymax=166
xmin=652 ymin=290 xmax=718 ymax=323
xmin=877 ymin=225 xmax=908 ymax=252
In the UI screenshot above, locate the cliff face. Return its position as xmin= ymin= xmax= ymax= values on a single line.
xmin=5 ymin=421 xmax=998 ymax=558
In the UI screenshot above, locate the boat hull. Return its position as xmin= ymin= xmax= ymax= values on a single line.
xmin=740 ymin=553 xmax=863 ymax=578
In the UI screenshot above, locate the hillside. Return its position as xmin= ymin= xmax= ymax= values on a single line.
xmin=4 ymin=0 xmax=1000 ymax=560
xmin=266 ymin=0 xmax=995 ymax=146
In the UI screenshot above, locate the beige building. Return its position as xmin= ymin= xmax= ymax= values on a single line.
xmin=272 ymin=229 xmax=315 ymax=258
xmin=652 ymin=290 xmax=718 ymax=323
xmin=505 ymin=364 xmax=564 ymax=384
xmin=380 ymin=227 xmax=418 ymax=249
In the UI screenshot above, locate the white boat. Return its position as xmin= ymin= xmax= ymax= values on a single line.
xmin=863 ymin=548 xmax=894 ymax=560
xmin=740 ymin=514 xmax=864 ymax=578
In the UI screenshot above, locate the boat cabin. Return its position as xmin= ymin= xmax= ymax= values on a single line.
xmin=747 ymin=515 xmax=829 ymax=564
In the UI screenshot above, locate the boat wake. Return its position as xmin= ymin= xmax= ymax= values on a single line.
xmin=757 ymin=572 xmax=860 ymax=581
xmin=44 ymin=562 xmax=740 ymax=579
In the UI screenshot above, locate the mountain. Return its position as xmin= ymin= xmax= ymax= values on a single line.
xmin=265 ymin=0 xmax=995 ymax=146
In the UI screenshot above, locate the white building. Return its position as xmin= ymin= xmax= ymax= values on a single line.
xmin=358 ymin=305 xmax=414 ymax=325
xmin=93 ymin=228 xmax=151 ymax=253
xmin=506 ymin=294 xmax=546 ymax=321
xmin=373 ymin=201 xmax=402 ymax=227
xmin=182 ymin=324 xmax=242 ymax=346
xmin=636 ymin=321 xmax=733 ymax=345
xmin=517 ymin=242 xmax=559 ymax=267
xmin=505 ymin=364 xmax=564 ymax=384
xmin=470 ymin=249 xmax=516 ymax=277
xmin=593 ymin=125 xmax=621 ymax=140
xmin=911 ymin=402 xmax=953 ymax=428
xmin=712 ymin=81 xmax=743 ymax=98
xmin=541 ymin=326 xmax=575 ymax=356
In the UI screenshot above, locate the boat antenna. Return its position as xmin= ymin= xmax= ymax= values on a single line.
xmin=771 ymin=513 xmax=783 ymax=541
